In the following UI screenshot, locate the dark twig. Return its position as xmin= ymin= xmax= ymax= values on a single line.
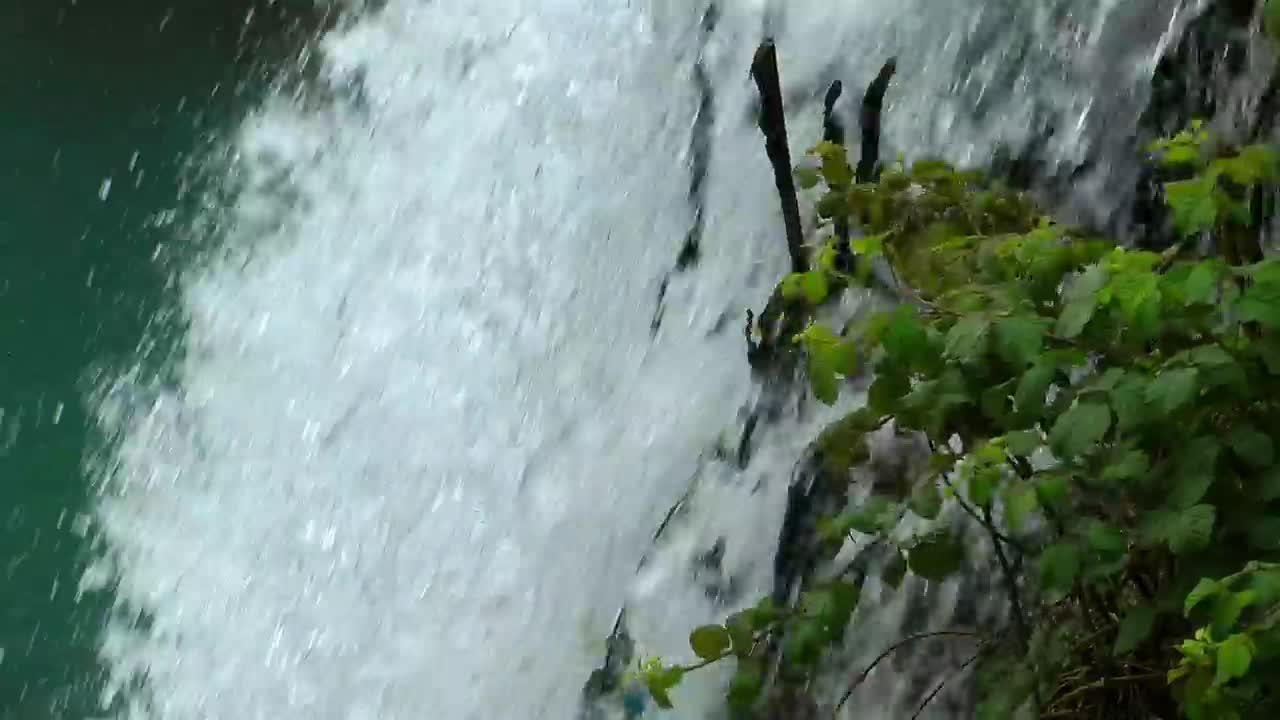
xmin=856 ymin=58 xmax=897 ymax=185
xmin=909 ymin=646 xmax=987 ymax=720
xmin=983 ymin=505 xmax=1042 ymax=711
xmin=833 ymin=630 xmax=981 ymax=716
xmin=939 ymin=474 xmax=1027 ymax=554
xmin=751 ymin=41 xmax=807 ymax=273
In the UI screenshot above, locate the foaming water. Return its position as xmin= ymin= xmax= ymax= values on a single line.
xmin=89 ymin=0 xmax=1191 ymax=718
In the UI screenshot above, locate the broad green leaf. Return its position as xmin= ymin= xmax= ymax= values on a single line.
xmin=808 ymin=349 xmax=839 ymax=405
xmin=1144 ymin=367 xmax=1199 ymax=414
xmin=1257 ymin=466 xmax=1280 ymax=501
xmin=815 ymin=191 xmax=847 ymax=219
xmin=725 ymin=612 xmax=754 ymax=655
xmin=801 ymin=271 xmax=830 ymax=304
xmin=1004 ymin=430 xmax=1041 ymax=457
xmin=644 ymin=665 xmax=684 ymax=709
xmin=908 ymin=533 xmax=964 ymax=581
xmin=728 ymin=659 xmax=764 ymax=709
xmin=882 ymin=551 xmax=908 ymax=589
xmin=944 ymin=315 xmax=990 ymax=362
xmin=1168 ymin=436 xmax=1221 ymax=509
xmin=1014 ymin=362 xmax=1055 ymax=417
xmin=1236 ymin=281 xmax=1280 ymax=329
xmin=821 ymin=145 xmax=853 ymax=187
xmin=1004 ymin=483 xmax=1039 ymax=533
xmin=794 ymin=166 xmax=821 ymax=190
xmin=1247 ymin=516 xmax=1280 ymax=551
xmin=1229 ymin=424 xmax=1274 ymax=467
xmin=1185 ymin=578 xmax=1222 ymax=616
xmin=1184 ymin=262 xmax=1219 ymax=305
xmin=968 ymin=466 xmax=998 ymax=508
xmin=1252 ymin=336 xmax=1280 ymax=375
xmin=995 ymin=315 xmax=1045 ymax=368
xmin=1164 ymin=175 xmax=1218 ymax=238
xmin=851 ymin=233 xmax=885 ymax=257
xmin=1035 ymin=473 xmax=1072 ymax=512
xmin=1113 ymin=606 xmax=1157 ymax=655
xmin=1056 ymin=297 xmax=1096 ymax=338
xmin=1086 ymin=521 xmax=1127 ymax=555
xmin=883 ymin=306 xmax=929 ymax=368
xmin=1215 ymin=634 xmax=1254 ymax=687
xmin=1110 ymin=375 xmax=1151 ymax=431
xmin=1143 ymin=505 xmax=1216 ymax=555
xmin=1039 ymin=542 xmax=1082 ymax=599
xmin=909 ymin=480 xmax=943 ymax=520
xmin=1048 ymin=401 xmax=1112 ymax=459
xmin=689 ymin=625 xmax=731 ymax=660
xmin=1101 ymin=448 xmax=1150 ymax=485
xmin=844 ymin=497 xmax=900 ymax=535
xmin=833 ymin=340 xmax=860 ymax=376
xmin=1211 ymin=591 xmax=1256 ymax=638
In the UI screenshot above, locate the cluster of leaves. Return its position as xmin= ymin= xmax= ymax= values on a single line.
xmin=646 ymin=126 xmax=1280 ymax=719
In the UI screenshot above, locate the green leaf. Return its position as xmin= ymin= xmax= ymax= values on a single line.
xmin=1257 ymin=466 xmax=1280 ymax=501
xmin=725 ymin=612 xmax=754 ymax=656
xmin=881 ymin=551 xmax=908 ymax=589
xmin=995 ymin=315 xmax=1045 ymax=367
xmin=794 ymin=166 xmax=821 ymax=190
xmin=883 ymin=306 xmax=929 ymax=368
xmin=728 ymin=659 xmax=764 ymax=709
xmin=1236 ymin=281 xmax=1280 ymax=329
xmin=1211 ymin=591 xmax=1256 ymax=638
xmin=908 ymin=533 xmax=965 ymax=581
xmin=643 ymin=665 xmax=684 ymax=709
xmin=1005 ymin=430 xmax=1042 ymax=457
xmin=1086 ymin=521 xmax=1127 ymax=555
xmin=1110 ymin=375 xmax=1151 ymax=431
xmin=1102 ymin=448 xmax=1150 ymax=485
xmin=1144 ymin=367 xmax=1199 ymax=414
xmin=808 ymin=349 xmax=839 ymax=405
xmin=944 ymin=315 xmax=990 ymax=363
xmin=1056 ymin=297 xmax=1097 ymax=339
xmin=1144 ymin=505 xmax=1217 ymax=555
xmin=1113 ymin=606 xmax=1157 ymax=655
xmin=909 ymin=480 xmax=943 ymax=520
xmin=1040 ymin=543 xmax=1082 ymax=599
xmin=1014 ymin=362 xmax=1055 ymax=417
xmin=1165 ymin=175 xmax=1219 ymax=238
xmin=1215 ymin=634 xmax=1254 ymax=687
xmin=850 ymin=233 xmax=885 ymax=257
xmin=1184 ymin=262 xmax=1220 ymax=305
xmin=1048 ymin=401 xmax=1112 ymax=459
xmin=732 ymin=655 xmax=757 ymax=707
xmin=1168 ymin=436 xmax=1221 ymax=509
xmin=1035 ymin=473 xmax=1072 ymax=512
xmin=1247 ymin=516 xmax=1280 ymax=551
xmin=819 ymin=144 xmax=853 ymax=187
xmin=1229 ymin=424 xmax=1274 ymax=467
xmin=966 ymin=462 xmax=1001 ymax=508
xmin=1004 ymin=483 xmax=1039 ymax=534
xmin=689 ymin=625 xmax=731 ymax=660
xmin=1186 ymin=578 xmax=1223 ymax=616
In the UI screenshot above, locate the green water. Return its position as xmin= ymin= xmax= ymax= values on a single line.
xmin=0 ymin=3 xmax=318 ymax=716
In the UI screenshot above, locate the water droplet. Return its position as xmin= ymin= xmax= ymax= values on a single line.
xmin=98 ymin=178 xmax=112 ymax=201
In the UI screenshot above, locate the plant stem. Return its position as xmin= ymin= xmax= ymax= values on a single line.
xmin=909 ymin=645 xmax=987 ymax=720
xmin=833 ymin=630 xmax=981 ymax=717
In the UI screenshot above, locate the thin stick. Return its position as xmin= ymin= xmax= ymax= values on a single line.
xmin=750 ymin=41 xmax=807 ymax=273
xmin=909 ymin=646 xmax=986 ymax=720
xmin=833 ymin=630 xmax=981 ymax=716
xmin=856 ymin=58 xmax=897 ymax=185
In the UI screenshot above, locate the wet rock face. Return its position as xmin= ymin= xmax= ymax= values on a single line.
xmin=1131 ymin=0 xmax=1280 ymax=251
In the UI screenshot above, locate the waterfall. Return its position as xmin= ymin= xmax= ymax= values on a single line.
xmin=88 ymin=0 xmax=1194 ymax=718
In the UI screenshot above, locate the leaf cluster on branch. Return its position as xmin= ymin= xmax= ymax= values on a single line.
xmin=641 ymin=117 xmax=1280 ymax=720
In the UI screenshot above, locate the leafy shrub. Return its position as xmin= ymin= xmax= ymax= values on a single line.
xmin=640 ymin=125 xmax=1280 ymax=719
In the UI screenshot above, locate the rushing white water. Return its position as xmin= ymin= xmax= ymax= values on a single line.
xmin=89 ymin=0 xmax=1193 ymax=718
